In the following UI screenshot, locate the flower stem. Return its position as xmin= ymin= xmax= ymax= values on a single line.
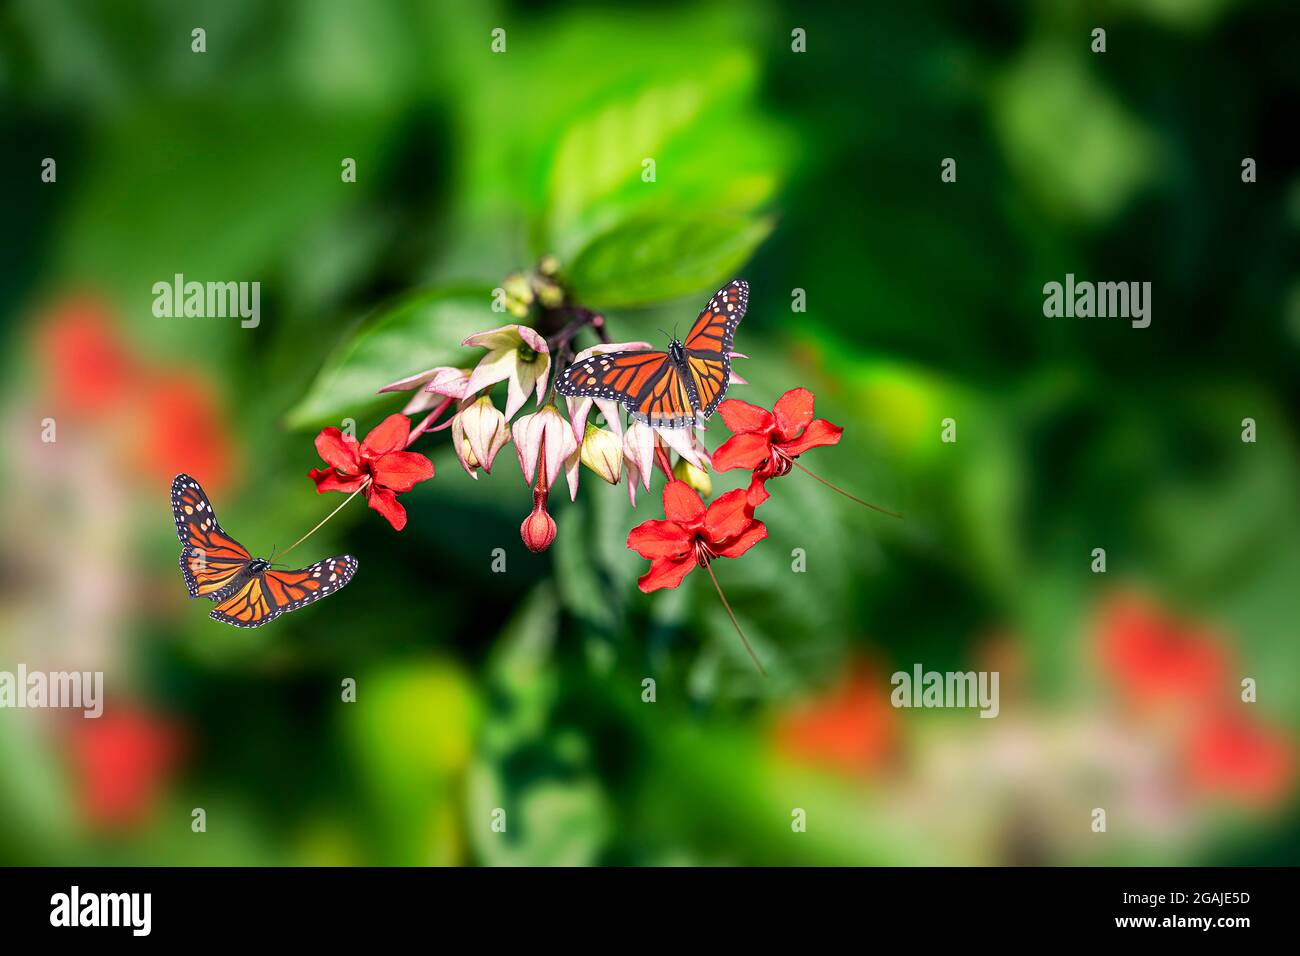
xmin=281 ymin=478 xmax=371 ymax=558
xmin=543 ymin=305 xmax=610 ymax=405
xmin=790 ymin=460 xmax=901 ymax=518
xmin=702 ymin=558 xmax=767 ymax=677
xmin=654 ymin=445 xmax=674 ymax=478
xmin=406 ymin=397 xmax=453 ymax=446
xmin=544 ymin=306 xmax=607 ymax=352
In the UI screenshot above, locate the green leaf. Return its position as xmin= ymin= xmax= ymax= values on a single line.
xmin=565 ymin=214 xmax=774 ymax=308
xmin=284 ymin=287 xmax=493 ymax=430
xmin=993 ymin=44 xmax=1159 ymax=224
xmin=466 ymin=753 xmax=611 ymax=867
xmin=553 ymin=499 xmax=619 ymax=631
xmin=341 ymin=659 xmax=479 ymax=865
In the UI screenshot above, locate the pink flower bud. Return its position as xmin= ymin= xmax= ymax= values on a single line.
xmin=520 ymin=491 xmax=557 ymax=553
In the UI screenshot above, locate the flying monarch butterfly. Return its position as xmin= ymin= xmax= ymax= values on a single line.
xmin=171 ymin=474 xmax=357 ymax=628
xmin=554 ymin=279 xmax=747 ymax=428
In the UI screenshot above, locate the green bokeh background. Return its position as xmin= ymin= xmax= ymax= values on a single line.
xmin=1 ymin=0 xmax=1297 ymax=865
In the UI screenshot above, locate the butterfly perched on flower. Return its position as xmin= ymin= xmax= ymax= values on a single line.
xmin=554 ymin=279 xmax=747 ymax=428
xmin=171 ymin=474 xmax=357 ymax=628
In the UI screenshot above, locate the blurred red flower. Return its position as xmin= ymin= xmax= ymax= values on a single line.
xmin=38 ymin=295 xmax=236 ymax=494
xmin=134 ymin=373 xmax=234 ymax=494
xmin=773 ymin=665 xmax=896 ymax=776
xmin=712 ymin=387 xmax=842 ymax=504
xmin=66 ymin=707 xmax=185 ymax=831
xmin=1095 ymin=594 xmax=1228 ymax=708
xmin=626 ymin=480 xmax=766 ymax=592
xmin=1096 ymin=593 xmax=1296 ymax=810
xmin=39 ymin=297 xmax=137 ymax=415
xmin=1185 ymin=710 xmax=1295 ymax=808
xmin=309 ymin=414 xmax=434 ymax=531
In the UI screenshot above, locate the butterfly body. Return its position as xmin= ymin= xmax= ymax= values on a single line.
xmin=555 ymin=279 xmax=747 ymax=429
xmin=171 ymin=474 xmax=357 ymax=627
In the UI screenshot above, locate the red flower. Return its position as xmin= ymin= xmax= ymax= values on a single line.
xmin=626 ymin=481 xmax=767 ymax=592
xmin=66 ymin=706 xmax=185 ymax=831
xmin=134 ymin=372 xmax=235 ymax=494
xmin=1184 ymin=710 xmax=1295 ymax=808
xmin=772 ymin=664 xmax=896 ymax=776
xmin=1094 ymin=593 xmax=1296 ymax=809
xmin=39 ymin=296 xmax=137 ymax=415
xmin=712 ymin=388 xmax=843 ymax=504
xmin=309 ymin=414 xmax=434 ymax=531
xmin=1095 ymin=594 xmax=1228 ymax=709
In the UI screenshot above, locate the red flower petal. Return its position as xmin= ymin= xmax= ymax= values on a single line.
xmin=778 ymin=418 xmax=843 ymax=456
xmin=627 ymin=519 xmax=693 ymax=559
xmin=704 ymin=488 xmax=753 ymax=545
xmin=717 ymin=399 xmax=775 ymax=436
xmin=365 ymin=485 xmax=407 ymax=530
xmin=361 ymin=413 xmax=411 ymax=457
xmin=308 ymin=467 xmax=367 ymax=494
xmin=662 ymin=480 xmax=706 ymax=527
xmin=637 ymin=555 xmax=696 ymax=592
xmin=772 ymin=387 xmax=815 ymax=441
xmin=745 ymin=475 xmax=771 ymax=507
xmin=315 ymin=427 xmax=361 ymax=473
xmin=711 ymin=432 xmax=773 ymax=472
xmin=714 ymin=519 xmax=767 ymax=558
xmin=369 ymin=450 xmax=435 ymax=492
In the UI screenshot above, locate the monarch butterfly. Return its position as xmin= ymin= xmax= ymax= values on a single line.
xmin=554 ymin=279 xmax=747 ymax=428
xmin=171 ymin=474 xmax=357 ymax=628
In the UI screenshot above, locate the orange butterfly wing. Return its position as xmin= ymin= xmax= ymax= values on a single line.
xmin=172 ymin=474 xmax=253 ymax=600
xmin=210 ymin=556 xmax=358 ymax=628
xmin=681 ymin=279 xmax=747 ymax=420
xmin=553 ymin=280 xmax=747 ymax=427
xmin=631 ymin=359 xmax=694 ymax=427
xmin=555 ymin=350 xmax=692 ymax=426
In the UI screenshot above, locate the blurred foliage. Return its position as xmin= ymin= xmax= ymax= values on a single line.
xmin=1 ymin=0 xmax=1298 ymax=866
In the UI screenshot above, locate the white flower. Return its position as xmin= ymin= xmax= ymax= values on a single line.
xmin=512 ymin=405 xmax=578 ymax=490
xmin=462 ymin=324 xmax=551 ymax=419
xmin=450 ymin=395 xmax=510 ymax=478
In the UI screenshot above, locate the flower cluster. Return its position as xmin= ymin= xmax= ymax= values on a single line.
xmin=300 ymin=275 xmax=894 ymax=674
xmin=373 ymin=279 xmax=741 ymax=551
xmin=625 ymin=387 xmax=897 ymax=672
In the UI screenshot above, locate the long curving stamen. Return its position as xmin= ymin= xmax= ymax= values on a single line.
xmin=701 ymin=555 xmax=767 ymax=676
xmin=281 ymin=477 xmax=372 ymax=558
xmin=789 ymin=459 xmax=901 ymax=518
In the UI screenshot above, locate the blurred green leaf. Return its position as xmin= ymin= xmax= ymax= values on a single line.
xmin=992 ymin=44 xmax=1160 ymax=224
xmin=538 ymin=52 xmax=783 ymax=251
xmin=467 ymin=588 xmax=613 ymax=865
xmin=553 ymin=498 xmax=619 ymax=631
xmin=285 ymin=287 xmax=492 ymax=429
xmin=467 ymin=752 xmax=611 ymax=867
xmin=566 ymin=214 xmax=774 ymax=308
xmin=342 ymin=659 xmax=479 ymax=865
